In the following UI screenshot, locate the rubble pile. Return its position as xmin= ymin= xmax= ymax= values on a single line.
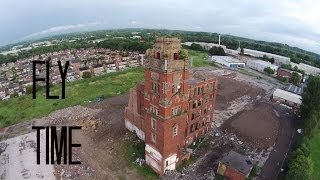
xmin=34 ymin=106 xmax=102 ymax=130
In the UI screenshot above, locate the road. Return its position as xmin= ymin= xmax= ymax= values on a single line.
xmin=258 ymin=104 xmax=298 ymax=180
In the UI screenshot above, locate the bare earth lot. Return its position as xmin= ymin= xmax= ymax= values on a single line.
xmin=0 ymin=66 xmax=297 ymax=180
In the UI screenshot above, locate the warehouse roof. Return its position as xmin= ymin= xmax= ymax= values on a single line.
xmin=286 ymin=84 xmax=303 ymax=95
xmin=211 ymin=56 xmax=244 ymax=64
xmin=273 ymin=88 xmax=302 ymax=105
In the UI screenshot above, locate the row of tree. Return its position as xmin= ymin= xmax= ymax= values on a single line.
xmin=97 ymin=38 xmax=152 ymax=52
xmin=183 ymin=43 xmax=226 ymax=56
xmin=287 ymin=76 xmax=320 ymax=179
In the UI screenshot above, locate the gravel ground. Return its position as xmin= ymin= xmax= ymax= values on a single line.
xmin=0 ymin=131 xmax=55 ymax=179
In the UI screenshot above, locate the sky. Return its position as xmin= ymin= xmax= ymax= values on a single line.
xmin=0 ymin=0 xmax=319 ymax=54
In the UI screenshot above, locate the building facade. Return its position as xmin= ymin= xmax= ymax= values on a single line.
xmin=124 ymin=37 xmax=218 ymax=175
xmin=243 ymin=48 xmax=291 ymax=65
xmin=246 ymin=59 xmax=279 ymax=74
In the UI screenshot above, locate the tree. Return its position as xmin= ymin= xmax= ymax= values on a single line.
xmin=269 ymin=57 xmax=275 ymax=64
xmin=291 ymin=72 xmax=301 ymax=85
xmin=209 ymin=47 xmax=226 ymax=56
xmin=240 ymin=47 xmax=244 ymax=55
xmin=287 ymin=154 xmax=313 ymax=180
xmin=189 ymin=43 xmax=204 ymax=51
xmin=179 ymin=49 xmax=188 ymax=60
xmin=264 ymin=67 xmax=275 ymax=75
xmin=82 ymin=71 xmax=92 ymax=79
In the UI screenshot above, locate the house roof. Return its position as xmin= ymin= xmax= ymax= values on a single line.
xmin=220 ymin=150 xmax=253 ymax=175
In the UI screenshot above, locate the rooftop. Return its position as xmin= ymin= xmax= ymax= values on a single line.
xmin=244 ymin=48 xmax=290 ymax=60
xmin=286 ymin=84 xmax=304 ymax=95
xmin=220 ymin=150 xmax=253 ymax=175
xmin=211 ymin=56 xmax=244 ymax=63
xmin=273 ymin=88 xmax=302 ymax=104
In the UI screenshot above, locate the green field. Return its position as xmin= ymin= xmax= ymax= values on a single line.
xmin=0 ymin=50 xmax=214 ymax=128
xmin=310 ymin=131 xmax=320 ymax=178
xmin=0 ymin=67 xmax=144 ymax=128
xmin=187 ymin=50 xmax=216 ymax=67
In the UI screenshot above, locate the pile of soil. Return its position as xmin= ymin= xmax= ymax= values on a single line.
xmin=223 ymin=103 xmax=279 ymax=149
xmin=216 ymin=76 xmax=265 ymax=110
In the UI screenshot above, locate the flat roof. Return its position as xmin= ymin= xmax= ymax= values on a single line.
xmin=244 ymin=48 xmax=290 ymax=60
xmin=273 ymin=88 xmax=302 ymax=104
xmin=286 ymin=84 xmax=303 ymax=95
xmin=211 ymin=56 xmax=244 ymax=64
xmin=220 ymin=150 xmax=253 ymax=175
xmin=247 ymin=59 xmax=279 ymax=69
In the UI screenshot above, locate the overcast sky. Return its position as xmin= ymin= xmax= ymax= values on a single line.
xmin=0 ymin=0 xmax=319 ymax=54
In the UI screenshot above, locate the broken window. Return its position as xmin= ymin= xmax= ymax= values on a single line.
xmin=150 ymin=105 xmax=159 ymax=115
xmin=173 ymin=124 xmax=178 ymax=136
xmin=156 ymin=52 xmax=160 ymax=59
xmin=197 ymin=87 xmax=201 ymax=95
xmin=191 ymin=113 xmax=195 ymax=120
xmin=151 ymin=132 xmax=156 ymax=143
xmin=172 ymin=106 xmax=181 ymax=116
xmin=192 ymin=101 xmax=197 ymax=109
xmin=172 ymin=84 xmax=181 ymax=93
xmin=204 ymin=108 xmax=207 ymax=114
xmin=173 ymin=53 xmax=178 ymax=60
xmin=151 ymin=118 xmax=156 ymax=129
xmin=198 ymin=99 xmax=202 ymax=106
xmin=172 ymin=84 xmax=176 ymax=93
xmin=152 ymin=82 xmax=160 ymax=93
xmin=190 ymin=124 xmax=195 ymax=133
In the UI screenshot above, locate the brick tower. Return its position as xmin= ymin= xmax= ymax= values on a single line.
xmin=143 ymin=37 xmax=190 ymax=174
xmin=124 ymin=37 xmax=218 ymax=175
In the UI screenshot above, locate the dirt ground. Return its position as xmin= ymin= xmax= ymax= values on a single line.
xmin=0 ymin=95 xmax=143 ymax=180
xmin=223 ymin=102 xmax=279 ymax=149
xmin=0 ymin=66 xmax=297 ymax=180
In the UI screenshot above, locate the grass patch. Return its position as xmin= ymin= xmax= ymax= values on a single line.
xmin=123 ymin=138 xmax=158 ymax=179
xmin=187 ymin=49 xmax=216 ymax=67
xmin=310 ymin=131 xmax=320 ymax=178
xmin=0 ymin=67 xmax=144 ymax=128
xmin=176 ymin=155 xmax=196 ymax=172
xmin=239 ymin=68 xmax=260 ymax=78
xmin=247 ymin=163 xmax=259 ymax=179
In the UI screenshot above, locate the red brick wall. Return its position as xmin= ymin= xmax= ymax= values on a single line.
xmin=224 ymin=166 xmax=246 ymax=180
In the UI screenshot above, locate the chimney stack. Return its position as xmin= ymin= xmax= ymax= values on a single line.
xmin=219 ymin=35 xmax=221 ymax=45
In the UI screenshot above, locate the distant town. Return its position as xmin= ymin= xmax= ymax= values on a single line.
xmin=0 ymin=46 xmax=145 ymax=100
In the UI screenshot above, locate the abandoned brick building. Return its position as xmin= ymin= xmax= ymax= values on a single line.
xmin=124 ymin=37 xmax=218 ymax=175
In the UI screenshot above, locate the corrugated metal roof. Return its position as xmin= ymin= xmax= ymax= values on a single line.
xmin=273 ymin=89 xmax=302 ymax=104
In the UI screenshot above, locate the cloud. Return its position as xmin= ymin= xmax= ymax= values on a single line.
xmin=1 ymin=0 xmax=319 ymax=54
xmin=21 ymin=22 xmax=100 ymax=40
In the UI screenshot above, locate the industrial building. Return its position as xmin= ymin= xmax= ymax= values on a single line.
xmin=210 ymin=56 xmax=245 ymax=68
xmin=124 ymin=37 xmax=218 ymax=175
xmin=217 ymin=150 xmax=253 ymax=180
xmin=243 ymin=48 xmax=291 ymax=65
xmin=246 ymin=59 xmax=279 ymax=74
xmin=273 ymin=88 xmax=302 ymax=108
xmin=290 ymin=62 xmax=320 ymax=75
xmin=182 ymin=37 xmax=226 ymax=51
